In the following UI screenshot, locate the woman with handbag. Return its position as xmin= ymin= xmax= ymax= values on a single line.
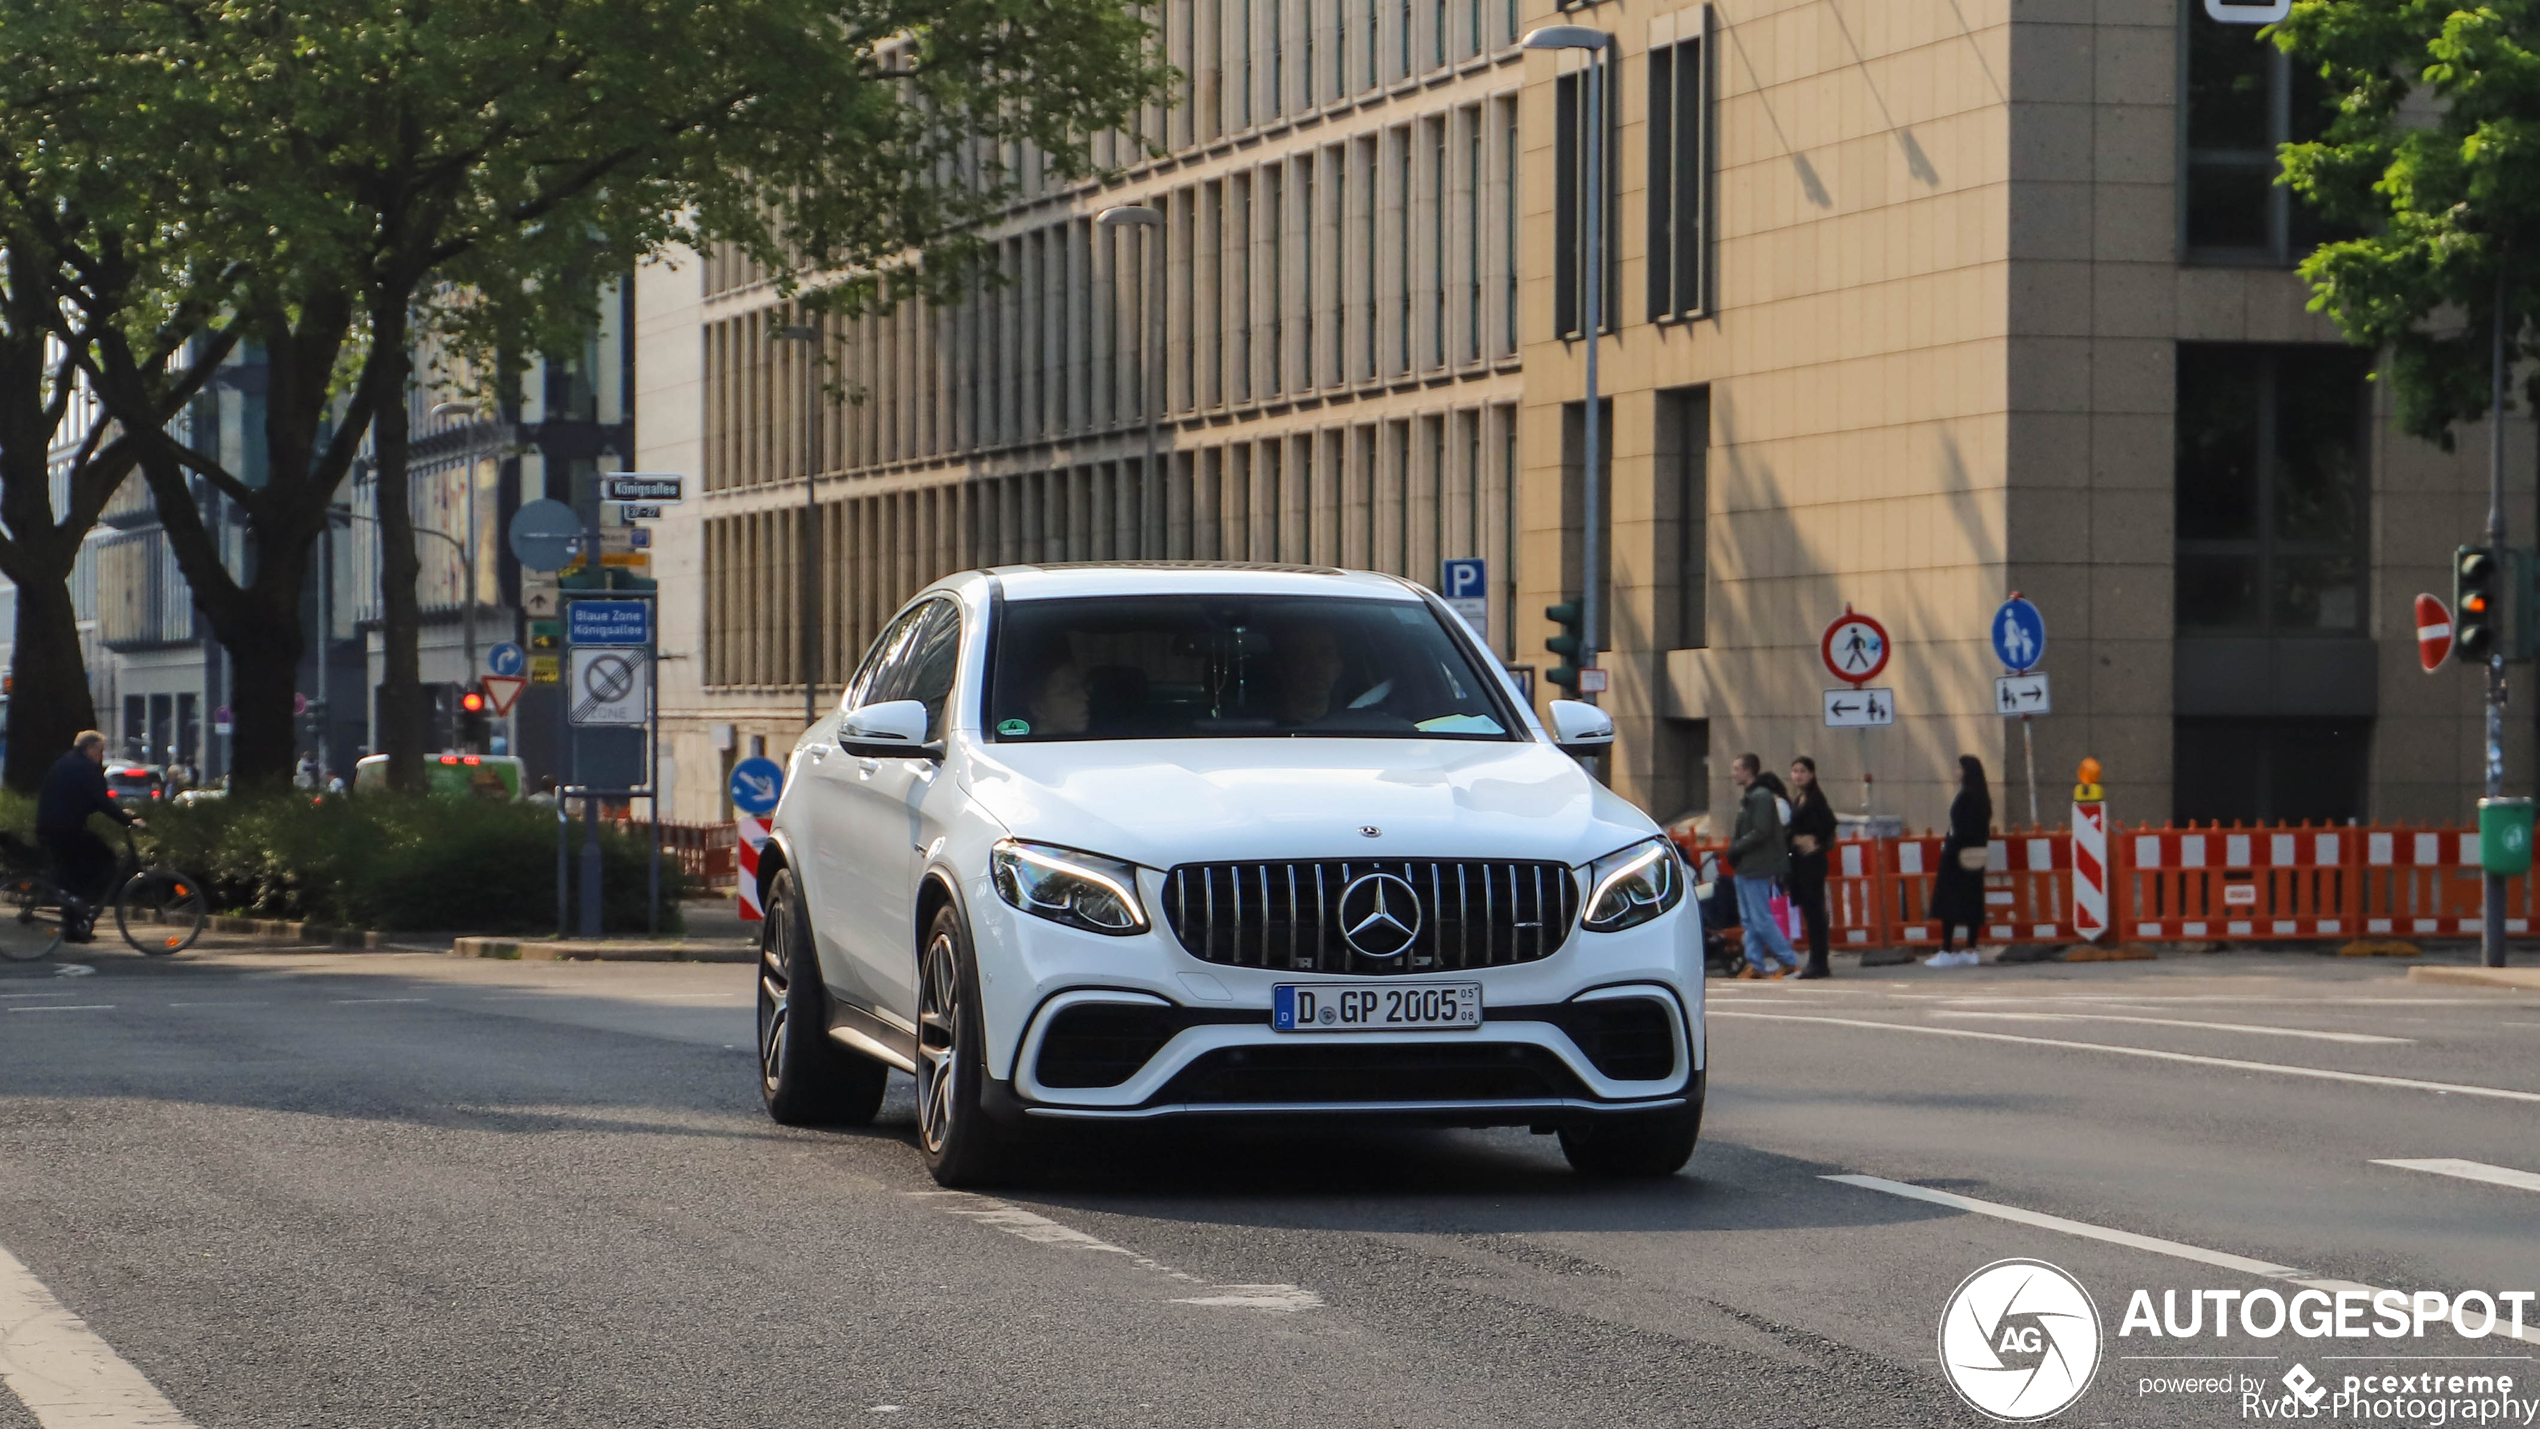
xmin=1785 ymin=756 xmax=1838 ymax=979
xmin=1926 ymin=755 xmax=1993 ymax=967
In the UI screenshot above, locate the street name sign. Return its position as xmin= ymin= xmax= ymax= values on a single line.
xmin=567 ymin=599 xmax=651 ymax=647
xmin=1823 ymin=688 xmax=1895 ymax=728
xmin=568 ymin=648 xmax=650 ymax=725
xmin=601 ymin=474 xmax=685 ymax=504
xmin=1995 ymin=673 xmax=2051 ymax=715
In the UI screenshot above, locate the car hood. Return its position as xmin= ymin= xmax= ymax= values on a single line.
xmin=961 ymin=738 xmax=1658 ymax=868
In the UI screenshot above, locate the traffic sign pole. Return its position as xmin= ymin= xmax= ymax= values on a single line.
xmin=1821 ymin=606 xmax=1891 ymax=817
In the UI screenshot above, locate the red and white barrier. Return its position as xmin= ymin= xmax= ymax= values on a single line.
xmin=736 ymin=817 xmax=772 ymax=922
xmin=2072 ymin=798 xmax=2108 ymax=942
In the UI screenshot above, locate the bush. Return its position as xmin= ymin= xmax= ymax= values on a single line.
xmin=136 ymin=793 xmax=686 ymax=934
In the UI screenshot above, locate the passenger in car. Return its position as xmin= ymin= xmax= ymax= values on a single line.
xmin=1023 ymin=652 xmax=1091 ymax=737
xmin=1266 ymin=623 xmax=1349 ymax=723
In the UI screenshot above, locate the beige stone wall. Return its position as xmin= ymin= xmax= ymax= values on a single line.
xmin=1520 ymin=0 xmax=2021 ymax=831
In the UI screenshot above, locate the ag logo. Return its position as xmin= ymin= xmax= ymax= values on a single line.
xmin=1336 ymin=872 xmax=1421 ymax=958
xmin=1938 ymin=1259 xmax=2102 ymax=1422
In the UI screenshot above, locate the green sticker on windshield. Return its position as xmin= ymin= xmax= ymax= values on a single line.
xmin=997 ymin=718 xmax=1031 ymax=736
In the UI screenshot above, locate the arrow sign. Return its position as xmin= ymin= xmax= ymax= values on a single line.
xmin=1994 ymin=673 xmax=2052 ymax=716
xmin=2416 ymin=592 xmax=2453 ymax=672
xmin=479 ymin=674 xmax=527 ymax=717
xmin=1823 ymin=687 xmax=1896 ymax=728
xmin=728 ymin=756 xmax=785 ymax=815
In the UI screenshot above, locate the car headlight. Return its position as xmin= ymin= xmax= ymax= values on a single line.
xmin=1582 ymin=838 xmax=1684 ymax=933
xmin=990 ymin=840 xmax=1149 ymax=935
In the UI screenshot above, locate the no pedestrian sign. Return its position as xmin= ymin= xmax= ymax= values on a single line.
xmin=1820 ymin=608 xmax=1890 ymax=686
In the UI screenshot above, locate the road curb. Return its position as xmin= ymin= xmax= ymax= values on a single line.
xmin=2405 ymin=964 xmax=2540 ymax=991
xmin=449 ymin=936 xmax=754 ymax=963
xmin=207 ymin=916 xmax=385 ymax=949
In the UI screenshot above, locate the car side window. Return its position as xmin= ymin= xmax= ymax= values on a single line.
xmin=894 ymin=601 xmax=963 ymax=742
xmin=847 ymin=605 xmax=929 ymax=713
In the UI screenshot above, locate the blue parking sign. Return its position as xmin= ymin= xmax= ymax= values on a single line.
xmin=1441 ymin=558 xmax=1487 ymax=602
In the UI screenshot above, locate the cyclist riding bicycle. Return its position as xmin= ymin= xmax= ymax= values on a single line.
xmin=37 ymin=730 xmax=144 ymax=944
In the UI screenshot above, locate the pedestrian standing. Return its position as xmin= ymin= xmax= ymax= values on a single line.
xmin=1725 ymin=753 xmax=1800 ymax=979
xmin=1786 ymin=756 xmax=1837 ymax=980
xmin=1927 ymin=754 xmax=1993 ymax=967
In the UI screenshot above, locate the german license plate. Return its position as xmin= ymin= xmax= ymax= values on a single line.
xmin=1272 ymin=982 xmax=1481 ymax=1031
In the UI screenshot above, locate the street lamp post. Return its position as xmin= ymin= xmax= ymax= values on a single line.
xmin=1522 ymin=24 xmax=1611 ymax=702
xmin=1097 ymin=205 xmax=1165 ymax=555
xmin=771 ymin=322 xmax=823 ymax=727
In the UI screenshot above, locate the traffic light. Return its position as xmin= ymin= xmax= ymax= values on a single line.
xmin=2456 ymin=546 xmax=2500 ymax=660
xmin=1545 ymin=601 xmax=1584 ymax=692
xmin=457 ymin=687 xmax=491 ymax=751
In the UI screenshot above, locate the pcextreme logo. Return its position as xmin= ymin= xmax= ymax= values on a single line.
xmin=1938 ymin=1259 xmax=2104 ymax=1422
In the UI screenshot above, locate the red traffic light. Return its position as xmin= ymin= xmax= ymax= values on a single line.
xmin=459 ymin=690 xmax=487 ymax=714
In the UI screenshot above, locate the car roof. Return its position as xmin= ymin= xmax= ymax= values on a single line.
xmin=973 ymin=562 xmax=1426 ymax=602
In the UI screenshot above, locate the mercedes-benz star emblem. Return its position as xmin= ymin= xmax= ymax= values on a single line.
xmin=1336 ymin=872 xmax=1422 ymax=958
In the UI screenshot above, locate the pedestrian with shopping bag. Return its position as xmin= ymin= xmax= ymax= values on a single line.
xmin=1725 ymin=753 xmax=1801 ymax=979
xmin=1785 ymin=756 xmax=1838 ymax=979
xmin=1927 ymin=755 xmax=1993 ymax=966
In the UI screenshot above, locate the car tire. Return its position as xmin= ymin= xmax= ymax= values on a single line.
xmin=915 ymin=903 xmax=1026 ymax=1188
xmin=756 ymin=868 xmax=888 ymax=1127
xmin=1557 ymin=1099 xmax=1703 ymax=1179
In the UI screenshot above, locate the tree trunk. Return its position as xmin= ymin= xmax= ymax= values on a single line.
xmin=373 ymin=312 xmax=427 ymax=793
xmin=3 ymin=571 xmax=97 ymax=792
xmin=224 ymin=606 xmax=304 ymax=786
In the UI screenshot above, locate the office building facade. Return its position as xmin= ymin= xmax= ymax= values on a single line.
xmin=638 ymin=0 xmax=2531 ymax=831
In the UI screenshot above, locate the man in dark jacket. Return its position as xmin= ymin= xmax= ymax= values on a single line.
xmin=37 ymin=731 xmax=140 ymax=941
xmin=1724 ymin=753 xmax=1799 ymax=978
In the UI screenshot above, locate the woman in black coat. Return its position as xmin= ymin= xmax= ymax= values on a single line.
xmin=1927 ymin=755 xmax=1993 ymax=966
xmin=1784 ymin=756 xmax=1839 ymax=979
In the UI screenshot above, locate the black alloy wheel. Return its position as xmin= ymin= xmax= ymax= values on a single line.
xmin=914 ymin=903 xmax=1024 ymax=1187
xmin=755 ymin=868 xmax=887 ymax=1126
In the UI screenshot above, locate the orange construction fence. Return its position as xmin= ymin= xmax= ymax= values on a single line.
xmin=1674 ymin=823 xmax=2535 ymax=949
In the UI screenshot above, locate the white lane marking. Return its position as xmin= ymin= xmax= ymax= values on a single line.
xmin=1823 ymin=1174 xmax=2540 ymax=1348
xmin=906 ymin=1192 xmax=1322 ymax=1311
xmin=0 ymin=1238 xmax=200 ymax=1427
xmin=1932 ymin=1010 xmax=2413 ymax=1045
xmin=7 ymin=1006 xmax=112 ymax=1014
xmin=0 ymin=993 xmax=75 ymax=1000
xmin=52 ymin=966 xmax=92 ymax=978
xmin=327 ymin=998 xmax=427 ymax=1005
xmin=163 ymin=1003 xmax=266 ymax=1009
xmin=2373 ymin=1158 xmax=2540 ymax=1194
xmin=1710 ymin=1010 xmax=2540 ymax=1104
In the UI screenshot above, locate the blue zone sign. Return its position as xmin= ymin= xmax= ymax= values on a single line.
xmin=568 ymin=599 xmax=651 ymax=647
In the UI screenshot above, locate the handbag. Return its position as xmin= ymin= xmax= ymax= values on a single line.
xmin=1956 ymin=845 xmax=1990 ymax=873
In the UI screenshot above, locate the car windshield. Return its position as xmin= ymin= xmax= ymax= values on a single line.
xmin=987 ymin=595 xmax=1515 ymax=742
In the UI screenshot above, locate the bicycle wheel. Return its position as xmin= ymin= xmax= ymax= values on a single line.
xmin=116 ymin=867 xmax=207 ymax=955
xmin=0 ymin=875 xmax=64 ymax=961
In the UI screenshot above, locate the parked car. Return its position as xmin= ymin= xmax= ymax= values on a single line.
xmin=752 ymin=563 xmax=1705 ymax=1186
xmin=105 ymin=763 xmax=166 ymax=806
xmin=352 ymin=753 xmax=523 ymax=800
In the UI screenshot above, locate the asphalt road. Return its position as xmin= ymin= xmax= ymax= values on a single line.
xmin=2 ymin=946 xmax=2534 ymax=1428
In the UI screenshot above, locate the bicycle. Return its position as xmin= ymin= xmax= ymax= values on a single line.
xmin=0 ymin=826 xmax=208 ymax=961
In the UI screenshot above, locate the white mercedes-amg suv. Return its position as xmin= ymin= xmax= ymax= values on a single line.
xmin=751 ymin=563 xmax=1705 ymax=1185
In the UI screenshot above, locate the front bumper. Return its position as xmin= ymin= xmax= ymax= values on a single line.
xmin=962 ymin=868 xmax=1705 ymax=1124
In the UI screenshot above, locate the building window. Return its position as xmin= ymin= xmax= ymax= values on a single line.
xmin=2182 ymin=0 xmax=2340 ymax=265
xmin=1647 ymin=26 xmax=1708 ymax=321
xmin=1553 ymin=60 xmax=1617 ymax=339
xmin=2174 ymin=717 xmax=2371 ymax=824
xmin=2175 ymin=344 xmax=2372 ymax=635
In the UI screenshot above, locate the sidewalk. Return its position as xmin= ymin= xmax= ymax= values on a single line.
xmin=448 ymin=898 xmax=754 ymax=963
xmin=2406 ymin=964 xmax=2540 ymax=991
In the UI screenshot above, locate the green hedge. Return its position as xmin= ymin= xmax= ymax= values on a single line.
xmin=4 ymin=791 xmax=683 ymax=934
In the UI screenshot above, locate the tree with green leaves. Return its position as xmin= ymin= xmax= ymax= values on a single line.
xmin=22 ymin=0 xmax=1164 ymax=786
xmin=2275 ymin=0 xmax=2540 ymax=443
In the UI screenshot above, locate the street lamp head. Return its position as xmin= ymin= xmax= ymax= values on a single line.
xmin=1520 ymin=23 xmax=1609 ymax=49
xmin=429 ymin=400 xmax=479 ymax=421
xmin=1096 ymin=205 xmax=1163 ymax=228
xmin=771 ymin=324 xmax=821 ymax=342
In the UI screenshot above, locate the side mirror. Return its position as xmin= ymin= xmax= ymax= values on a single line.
xmin=1547 ymin=699 xmax=1614 ymax=758
xmin=839 ymin=699 xmax=936 ymax=759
